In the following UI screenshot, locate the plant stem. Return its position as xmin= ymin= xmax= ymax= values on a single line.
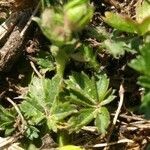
xmin=51 ymin=46 xmax=68 ymax=77
xmin=57 ymin=130 xmax=70 ymax=147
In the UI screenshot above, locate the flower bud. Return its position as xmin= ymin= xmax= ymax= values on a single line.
xmin=34 ymin=0 xmax=93 ymax=46
xmin=64 ymin=0 xmax=94 ymax=31
xmin=36 ymin=8 xmax=71 ymax=46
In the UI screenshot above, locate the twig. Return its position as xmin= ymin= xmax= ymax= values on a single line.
xmin=113 ymin=84 xmax=125 ymax=124
xmin=82 ymin=126 xmax=97 ymax=132
xmin=30 ymin=61 xmax=42 ymax=78
xmin=0 ymin=10 xmax=31 ymax=72
xmin=6 ymin=97 xmax=27 ymax=132
xmin=20 ymin=2 xmax=41 ymax=37
xmin=0 ymin=12 xmax=21 ymax=41
xmin=104 ymin=83 xmax=125 ymax=150
xmin=0 ymin=2 xmax=40 ymax=72
xmin=0 ymin=91 xmax=6 ymax=100
xmin=111 ymin=113 xmax=144 ymax=121
xmin=92 ymin=139 xmax=134 ymax=148
xmin=0 ymin=137 xmax=15 ymax=148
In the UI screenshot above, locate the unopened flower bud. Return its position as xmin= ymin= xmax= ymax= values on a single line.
xmin=64 ymin=0 xmax=93 ymax=31
xmin=36 ymin=8 xmax=71 ymax=46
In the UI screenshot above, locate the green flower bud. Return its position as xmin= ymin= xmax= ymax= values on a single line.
xmin=64 ymin=0 xmax=94 ymax=31
xmin=35 ymin=8 xmax=72 ymax=46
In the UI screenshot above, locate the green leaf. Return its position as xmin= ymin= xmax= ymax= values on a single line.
xmin=66 ymin=72 xmax=99 ymax=105
xmin=5 ymin=128 xmax=15 ymax=136
xmin=96 ymin=74 xmax=110 ymax=102
xmin=104 ymin=39 xmax=128 ymax=58
xmin=85 ymin=26 xmax=109 ymax=41
xmin=66 ymin=72 xmax=115 ymax=106
xmin=68 ymin=108 xmax=94 ymax=132
xmin=20 ymin=75 xmax=62 ymax=125
xmin=83 ymin=46 xmax=99 ymax=71
xmin=97 ymin=3 xmax=150 ymax=36
xmin=95 ymin=107 xmax=110 ymax=134
xmin=0 ymin=106 xmax=16 ymax=135
xmin=25 ymin=125 xmax=39 ymax=140
xmin=20 ymin=75 xmax=76 ymax=133
xmin=136 ymin=0 xmax=150 ymax=22
xmin=129 ymin=55 xmax=145 ymax=73
xmin=141 ymin=92 xmax=150 ymax=118
xmin=66 ymin=72 xmax=115 ymax=133
xmin=66 ymin=90 xmax=94 ymax=107
xmin=36 ymin=51 xmax=55 ymax=72
xmin=138 ymin=16 xmax=150 ymax=35
xmin=138 ymin=76 xmax=150 ymax=88
xmin=100 ymin=91 xmax=116 ymax=106
xmin=51 ymin=102 xmax=77 ymax=121
xmin=129 ymin=43 xmax=150 ymax=76
xmin=58 ymin=145 xmax=84 ymax=150
xmin=20 ymin=75 xmax=68 ymax=130
xmin=102 ymin=30 xmax=139 ymax=57
xmin=103 ymin=12 xmax=138 ymax=33
xmin=47 ymin=115 xmax=58 ymax=132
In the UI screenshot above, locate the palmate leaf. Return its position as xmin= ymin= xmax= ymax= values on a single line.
xmin=20 ymin=75 xmax=76 ymax=132
xmin=20 ymin=75 xmax=61 ymax=123
xmin=66 ymin=72 xmax=115 ymax=105
xmin=66 ymin=72 xmax=115 ymax=133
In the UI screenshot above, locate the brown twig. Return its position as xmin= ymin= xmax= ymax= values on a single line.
xmin=30 ymin=61 xmax=42 ymax=78
xmin=6 ymin=97 xmax=27 ymax=132
xmin=92 ymin=139 xmax=134 ymax=148
xmin=0 ymin=2 xmax=40 ymax=72
xmin=104 ymin=83 xmax=125 ymax=150
xmin=0 ymin=10 xmax=31 ymax=72
xmin=20 ymin=2 xmax=40 ymax=37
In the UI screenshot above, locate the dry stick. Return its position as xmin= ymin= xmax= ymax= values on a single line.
xmin=23 ymin=3 xmax=41 ymax=78
xmin=20 ymin=2 xmax=41 ymax=37
xmin=0 ymin=11 xmax=31 ymax=72
xmin=6 ymin=97 xmax=27 ymax=131
xmin=0 ymin=3 xmax=40 ymax=72
xmin=30 ymin=61 xmax=42 ymax=78
xmin=0 ymin=12 xmax=20 ymax=41
xmin=113 ymin=84 xmax=125 ymax=125
xmin=111 ymin=113 xmax=144 ymax=121
xmin=92 ymin=139 xmax=134 ymax=148
xmin=0 ymin=91 xmax=6 ymax=100
xmin=0 ymin=137 xmax=15 ymax=148
xmin=104 ymin=83 xmax=125 ymax=150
